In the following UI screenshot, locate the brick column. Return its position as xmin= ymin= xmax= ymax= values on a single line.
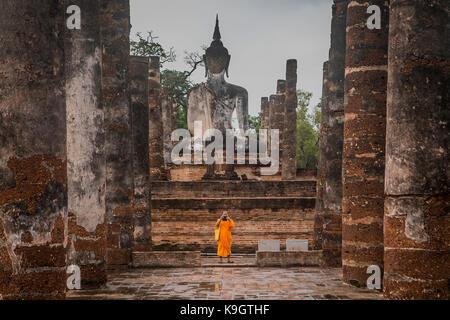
xmin=276 ymin=80 xmax=287 ymax=159
xmin=313 ymin=61 xmax=329 ymax=251
xmin=260 ymin=97 xmax=270 ymax=158
xmin=261 ymin=97 xmax=270 ymax=131
xmin=66 ymin=0 xmax=107 ymax=288
xmin=384 ymin=0 xmax=449 ymax=300
xmin=101 ymin=0 xmax=134 ymax=267
xmin=321 ymin=0 xmax=347 ymax=267
xmin=282 ymin=60 xmax=298 ymax=180
xmin=130 ymin=56 xmax=152 ymax=252
xmin=161 ymin=90 xmax=175 ymax=166
xmin=0 ymin=0 xmax=67 ymax=299
xmin=341 ymin=0 xmax=388 ymax=288
xmin=148 ymin=56 xmax=165 ymax=180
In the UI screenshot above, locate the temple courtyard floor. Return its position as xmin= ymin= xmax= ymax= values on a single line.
xmin=67 ymin=255 xmax=382 ymax=300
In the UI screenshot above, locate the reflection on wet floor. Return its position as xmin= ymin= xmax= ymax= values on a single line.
xmin=67 ymin=266 xmax=383 ymax=300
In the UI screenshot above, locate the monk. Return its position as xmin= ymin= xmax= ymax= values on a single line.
xmin=216 ymin=211 xmax=235 ymax=263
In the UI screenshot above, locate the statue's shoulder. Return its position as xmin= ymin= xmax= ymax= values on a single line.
xmin=227 ymin=83 xmax=248 ymax=97
xmin=188 ymin=83 xmax=213 ymax=99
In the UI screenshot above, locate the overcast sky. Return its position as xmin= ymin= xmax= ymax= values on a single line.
xmin=130 ymin=0 xmax=332 ymax=116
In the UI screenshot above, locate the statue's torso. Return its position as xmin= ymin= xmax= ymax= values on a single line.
xmin=187 ymin=80 xmax=247 ymax=136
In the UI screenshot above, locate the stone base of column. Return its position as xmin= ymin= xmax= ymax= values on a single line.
xmin=321 ymin=211 xmax=342 ymax=267
xmin=312 ymin=212 xmax=323 ymax=250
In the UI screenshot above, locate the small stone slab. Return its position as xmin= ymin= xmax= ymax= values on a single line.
xmin=258 ymin=240 xmax=280 ymax=252
xmin=286 ymin=240 xmax=308 ymax=251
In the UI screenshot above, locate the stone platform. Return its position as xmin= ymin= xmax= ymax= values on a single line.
xmin=150 ymin=180 xmax=316 ymax=253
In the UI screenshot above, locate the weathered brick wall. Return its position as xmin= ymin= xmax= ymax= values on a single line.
xmin=151 ymin=180 xmax=316 ymax=253
xmin=152 ymin=205 xmax=315 ymax=253
xmin=152 ymin=181 xmax=316 ymax=198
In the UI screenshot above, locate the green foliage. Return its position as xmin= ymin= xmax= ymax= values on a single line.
xmin=130 ymin=31 xmax=204 ymax=129
xmin=249 ymin=113 xmax=261 ymax=131
xmin=296 ymin=90 xmax=321 ymax=169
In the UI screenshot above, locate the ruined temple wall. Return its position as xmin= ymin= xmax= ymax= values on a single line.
xmin=341 ymin=0 xmax=388 ymax=287
xmin=100 ymin=0 xmax=134 ymax=267
xmin=321 ymin=0 xmax=347 ymax=267
xmin=129 ymin=56 xmax=151 ymax=252
xmin=384 ymin=0 xmax=449 ymax=300
xmin=0 ymin=0 xmax=68 ymax=299
xmin=66 ymin=0 xmax=107 ymax=288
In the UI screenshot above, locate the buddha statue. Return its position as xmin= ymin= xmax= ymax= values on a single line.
xmin=187 ymin=15 xmax=249 ymax=138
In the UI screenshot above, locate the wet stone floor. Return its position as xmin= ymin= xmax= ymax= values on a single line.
xmin=68 ymin=258 xmax=382 ymax=300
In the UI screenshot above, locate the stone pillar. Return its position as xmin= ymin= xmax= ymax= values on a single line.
xmin=261 ymin=97 xmax=270 ymax=131
xmin=260 ymin=97 xmax=270 ymax=159
xmin=171 ymin=100 xmax=178 ymax=134
xmin=313 ymin=61 xmax=329 ymax=251
xmin=66 ymin=0 xmax=107 ymax=288
xmin=276 ymin=80 xmax=287 ymax=159
xmin=161 ymin=90 xmax=174 ymax=166
xmin=148 ymin=56 xmax=165 ymax=180
xmin=101 ymin=0 xmax=134 ymax=267
xmin=384 ymin=0 xmax=449 ymax=300
xmin=342 ymin=0 xmax=388 ymax=288
xmin=282 ymin=60 xmax=298 ymax=180
xmin=0 ymin=0 xmax=67 ymax=299
xmin=129 ymin=56 xmax=151 ymax=252
xmin=321 ymin=0 xmax=347 ymax=267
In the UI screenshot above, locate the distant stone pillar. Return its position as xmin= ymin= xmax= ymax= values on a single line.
xmin=282 ymin=60 xmax=298 ymax=180
xmin=161 ymin=90 xmax=174 ymax=166
xmin=148 ymin=56 xmax=165 ymax=180
xmin=342 ymin=0 xmax=388 ymax=288
xmin=66 ymin=0 xmax=106 ymax=288
xmin=129 ymin=56 xmax=151 ymax=252
xmin=261 ymin=97 xmax=270 ymax=158
xmin=313 ymin=61 xmax=329 ymax=251
xmin=276 ymin=80 xmax=287 ymax=159
xmin=101 ymin=0 xmax=134 ymax=267
xmin=384 ymin=0 xmax=449 ymax=300
xmin=268 ymin=95 xmax=276 ymax=157
xmin=171 ymin=100 xmax=178 ymax=134
xmin=261 ymin=97 xmax=270 ymax=131
xmin=0 ymin=1 xmax=67 ymax=299
xmin=321 ymin=0 xmax=347 ymax=267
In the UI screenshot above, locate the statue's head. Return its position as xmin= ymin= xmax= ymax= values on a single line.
xmin=204 ymin=15 xmax=231 ymax=77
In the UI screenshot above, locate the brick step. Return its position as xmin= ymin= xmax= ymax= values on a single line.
xmin=151 ymin=180 xmax=316 ymax=198
xmin=151 ymin=197 xmax=315 ymax=209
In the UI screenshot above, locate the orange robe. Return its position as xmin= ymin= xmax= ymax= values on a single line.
xmin=216 ymin=218 xmax=235 ymax=257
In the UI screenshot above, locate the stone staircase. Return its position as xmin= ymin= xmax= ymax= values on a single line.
xmin=150 ymin=179 xmax=316 ymax=254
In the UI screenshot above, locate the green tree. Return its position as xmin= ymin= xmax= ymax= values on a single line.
xmin=130 ymin=31 xmax=204 ymax=129
xmin=296 ymin=90 xmax=321 ymax=169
